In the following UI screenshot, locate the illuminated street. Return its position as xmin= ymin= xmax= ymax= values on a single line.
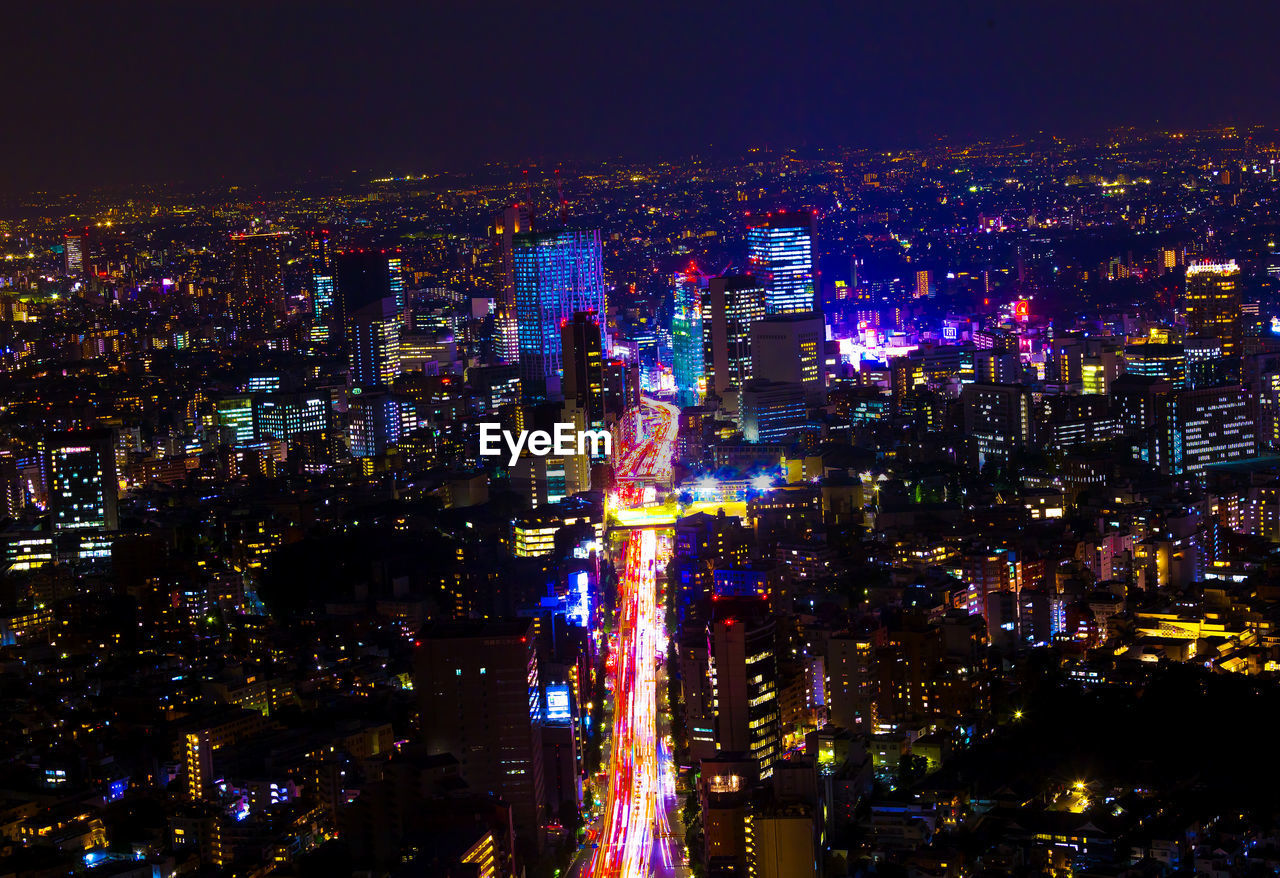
xmin=590 ymin=399 xmax=684 ymax=878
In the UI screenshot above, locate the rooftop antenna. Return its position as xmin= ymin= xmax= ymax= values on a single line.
xmin=555 ymin=168 xmax=568 ymax=225
xmin=523 ymin=168 xmax=536 ymax=233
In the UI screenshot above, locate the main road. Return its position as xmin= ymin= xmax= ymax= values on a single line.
xmin=589 ymin=398 xmax=686 ymax=878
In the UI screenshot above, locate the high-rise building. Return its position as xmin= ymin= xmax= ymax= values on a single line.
xmin=744 ymin=801 xmax=820 ymax=878
xmin=513 ymin=230 xmax=607 ymax=398
xmin=705 ymin=275 xmax=767 ymax=398
xmin=746 ymin=211 xmax=818 ymax=315
xmin=914 ymin=268 xmax=933 ymax=299
xmin=750 ymin=313 xmax=826 ymax=403
xmin=1081 ymin=349 xmax=1122 ymax=395
xmin=43 ymin=429 xmax=119 ymax=532
xmin=740 ymin=379 xmax=807 ymax=444
xmin=1124 ymin=343 xmax=1187 ymax=389
xmin=1184 ymin=260 xmax=1241 ymax=359
xmin=493 ymin=312 xmax=520 ymax=367
xmin=229 ymin=232 xmax=288 ymax=324
xmin=1185 ymin=337 xmax=1227 ymax=388
xmin=826 ymin=631 xmax=878 ymax=732
xmin=672 ymin=267 xmax=709 ymax=407
xmin=510 ymin=452 xmax=588 ymax=509
xmin=213 ymin=396 xmax=258 ymax=444
xmin=63 ymin=232 xmax=83 ymax=277
xmin=306 ymin=228 xmax=336 ymax=344
xmin=336 ymin=250 xmax=405 ymax=330
xmin=0 ymin=450 xmax=19 ymax=520
xmin=960 ymin=383 xmax=1032 ymax=471
xmin=346 ymin=298 xmax=401 ymax=389
xmin=602 ymin=358 xmax=640 ymax=424
xmin=415 ymin=620 xmax=547 ymax=851
xmin=709 ymin=599 xmax=780 ymax=776
xmin=492 ymin=204 xmax=531 ymax=310
xmin=1259 ymin=369 xmax=1280 ymax=450
xmin=255 ymin=390 xmax=333 ymax=444
xmin=348 ymin=391 xmax=417 ymax=459
xmin=1111 ymin=374 xmax=1174 ymax=467
xmin=1157 ymin=385 xmax=1256 ymax=475
xmin=184 ymin=731 xmax=212 ymax=801
xmin=560 ymin=311 xmax=605 ymax=429
xmin=489 ymin=204 xmax=530 ymax=368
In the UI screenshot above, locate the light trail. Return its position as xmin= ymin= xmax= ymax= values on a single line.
xmin=590 ymin=398 xmax=683 ymax=878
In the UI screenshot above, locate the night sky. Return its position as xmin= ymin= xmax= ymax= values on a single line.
xmin=3 ymin=0 xmax=1279 ymax=192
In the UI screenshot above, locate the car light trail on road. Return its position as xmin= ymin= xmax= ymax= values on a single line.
xmin=590 ymin=398 xmax=683 ymax=878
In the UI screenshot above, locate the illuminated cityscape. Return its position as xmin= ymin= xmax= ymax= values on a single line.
xmin=6 ymin=4 xmax=1280 ymax=878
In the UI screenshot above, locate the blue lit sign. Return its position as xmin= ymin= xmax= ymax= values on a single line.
xmin=567 ymin=570 xmax=590 ymax=628
xmin=546 ymin=684 xmax=572 ymax=723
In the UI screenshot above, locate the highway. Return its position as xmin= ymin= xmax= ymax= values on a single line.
xmin=589 ymin=398 xmax=685 ymax=878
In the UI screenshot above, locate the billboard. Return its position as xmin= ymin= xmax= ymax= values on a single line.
xmin=546 ymin=683 xmax=572 ymax=723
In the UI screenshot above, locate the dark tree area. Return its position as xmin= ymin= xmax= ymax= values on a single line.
xmin=930 ymin=660 xmax=1280 ymax=816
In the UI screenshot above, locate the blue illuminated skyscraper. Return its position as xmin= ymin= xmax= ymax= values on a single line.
xmin=513 ymin=229 xmax=607 ymax=398
xmin=671 ymin=266 xmax=709 ymax=407
xmin=747 ymin=211 xmax=818 ymax=315
xmin=346 ymin=298 xmax=401 ymax=389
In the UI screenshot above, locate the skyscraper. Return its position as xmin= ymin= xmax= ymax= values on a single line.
xmin=63 ymin=232 xmax=83 ymax=277
xmin=750 ymin=312 xmax=826 ymax=403
xmin=709 ymin=599 xmax=780 ymax=777
xmin=348 ymin=391 xmax=417 ymax=459
xmin=1157 ymin=385 xmax=1256 ymax=475
xmin=513 ymin=229 xmax=607 ymax=398
xmin=43 ymin=429 xmax=119 ymax=532
xmin=255 ymin=391 xmax=333 ymax=444
xmin=914 ymin=268 xmax=933 ymax=299
xmin=346 ymin=298 xmax=401 ymax=389
xmin=306 ymin=228 xmax=336 ymax=345
xmin=705 ymin=275 xmax=767 ymax=398
xmin=490 ymin=206 xmax=530 ymax=367
xmin=740 ymin=379 xmax=807 ymax=444
xmin=602 ymin=358 xmax=640 ymax=424
xmin=746 ymin=211 xmax=818 ymax=315
xmin=1184 ymin=260 xmax=1241 ymax=359
xmin=961 ymin=383 xmax=1032 ymax=471
xmin=493 ymin=204 xmax=531 ymax=311
xmin=672 ymin=267 xmax=709 ymax=407
xmin=1185 ymin=337 xmax=1227 ymax=388
xmin=229 ymin=231 xmax=288 ymax=325
xmin=561 ymin=311 xmax=605 ymax=429
xmin=335 ymin=250 xmax=406 ymax=332
xmin=1123 ymin=343 xmax=1187 ymax=388
xmin=415 ymin=620 xmax=547 ymax=852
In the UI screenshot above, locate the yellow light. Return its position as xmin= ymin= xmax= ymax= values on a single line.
xmin=1013 ymin=710 xmax=1023 ymax=720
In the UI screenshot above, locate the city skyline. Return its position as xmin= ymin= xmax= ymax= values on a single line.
xmin=7 ymin=8 xmax=1280 ymax=878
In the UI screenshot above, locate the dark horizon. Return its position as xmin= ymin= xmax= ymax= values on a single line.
xmin=4 ymin=0 xmax=1280 ymax=195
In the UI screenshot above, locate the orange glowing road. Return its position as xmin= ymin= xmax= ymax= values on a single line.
xmin=590 ymin=399 xmax=682 ymax=878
